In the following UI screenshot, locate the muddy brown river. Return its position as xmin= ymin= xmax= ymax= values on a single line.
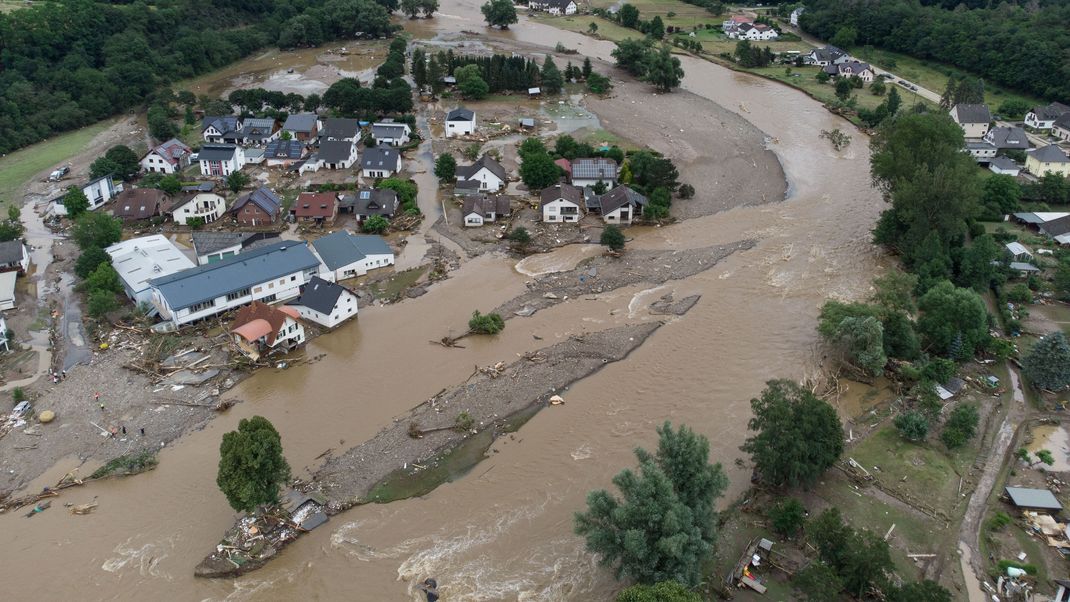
xmin=0 ymin=2 xmax=884 ymax=599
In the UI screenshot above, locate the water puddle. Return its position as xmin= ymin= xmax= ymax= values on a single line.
xmin=514 ymin=244 xmax=601 ymax=276
xmin=1027 ymin=424 xmax=1070 ymax=472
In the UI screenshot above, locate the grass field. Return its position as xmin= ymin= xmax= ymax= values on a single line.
xmin=748 ymin=65 xmax=936 ymax=113
xmin=0 ymin=0 xmax=32 ymax=13
xmin=589 ymin=0 xmax=722 ymax=30
xmin=0 ymin=119 xmax=115 ymax=208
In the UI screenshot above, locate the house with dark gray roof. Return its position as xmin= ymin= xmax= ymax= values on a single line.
xmin=230 ymin=187 xmax=282 ymax=226
xmin=570 ymin=157 xmax=619 ymax=188
xmin=585 ymin=185 xmax=647 ymax=225
xmin=0 ymin=240 xmax=29 ymax=273
xmin=361 ymin=147 xmax=401 ymax=178
xmin=282 ymin=113 xmax=319 ymax=141
xmin=983 ymin=126 xmax=1031 ymax=151
xmin=462 ymin=194 xmax=511 ymax=227
xmin=238 ymin=118 xmax=280 ymax=145
xmin=202 ymin=116 xmax=242 ymax=143
xmin=141 ymin=138 xmax=192 ymax=174
xmin=149 ymin=240 xmax=324 ymax=327
xmin=988 ymin=156 xmax=1021 ymax=176
xmin=1025 ymin=102 xmax=1070 ymax=131
xmin=804 ymin=45 xmax=848 ymax=67
xmin=445 ymin=107 xmax=476 ymax=138
xmin=191 ymin=231 xmax=281 ymax=265
xmin=315 ymin=140 xmax=358 ymax=170
xmin=197 ymin=144 xmax=245 ymax=177
xmin=311 ymin=231 xmax=395 ymax=280
xmin=949 ymin=104 xmax=992 ymax=138
xmin=1026 ymin=144 xmax=1070 ymax=178
xmin=1053 ymin=112 xmax=1070 ymax=143
xmin=371 ymin=121 xmax=412 ymax=146
xmin=541 ymin=183 xmax=584 ymax=223
xmin=342 ymin=188 xmax=399 ymax=220
xmin=320 ymin=118 xmax=363 ymax=142
xmin=286 ymin=276 xmax=359 ymax=328
xmin=455 ymin=155 xmax=507 ymax=191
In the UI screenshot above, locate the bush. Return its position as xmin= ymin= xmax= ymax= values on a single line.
xmin=678 ymin=183 xmax=695 ymax=199
xmin=941 ymin=404 xmax=979 ymax=449
xmin=74 ymin=247 xmax=110 ymax=279
xmin=997 ymin=559 xmax=1038 ymax=575
xmin=1006 ymin=284 xmax=1033 ymax=304
xmin=468 ymin=310 xmax=504 ymax=334
xmin=894 ymin=411 xmax=929 ymax=441
xmin=87 ymin=289 xmax=119 ymax=317
xmin=12 ymin=387 xmax=26 ymax=404
xmin=617 ymin=581 xmax=701 ymax=602
xmin=601 ymin=225 xmax=626 ymax=251
xmin=507 ymin=227 xmax=531 ymax=247
xmin=769 ymin=498 xmax=807 ymax=537
xmin=362 ymin=215 xmax=390 ymax=234
xmin=90 ymin=451 xmax=158 ymax=479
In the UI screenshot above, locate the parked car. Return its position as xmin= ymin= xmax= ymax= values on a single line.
xmin=48 ymin=165 xmax=70 ymax=182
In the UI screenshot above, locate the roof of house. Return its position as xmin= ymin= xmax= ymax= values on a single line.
xmin=543 ymin=0 xmax=575 ymax=8
xmin=287 ymin=276 xmax=355 ymax=315
xmin=540 ymin=183 xmax=583 ymax=208
xmin=1006 ymin=486 xmax=1062 ymax=510
xmin=456 ymin=155 xmax=507 ymax=182
xmin=0 ymin=240 xmax=25 ymax=265
xmin=810 ymin=45 xmax=844 ymax=61
xmin=239 ymin=118 xmax=278 ymax=139
xmin=446 ymin=107 xmax=475 ymax=122
xmin=1014 ymin=211 xmax=1069 ymax=224
xmin=168 ymin=191 xmax=223 ymax=213
xmin=150 ymin=240 xmax=320 ymax=311
xmin=371 ymin=122 xmax=410 ymax=139
xmin=106 ymin=234 xmax=195 ymax=295
xmin=283 ymin=113 xmax=318 ymax=133
xmin=311 ymin=231 xmax=393 ymax=270
xmin=231 ymin=187 xmax=282 ymax=217
xmin=342 ymin=188 xmax=398 ymax=214
xmin=839 ymin=61 xmax=871 ymax=73
xmin=202 ymin=116 xmax=240 ymax=134
xmin=294 ymin=192 xmax=338 ymax=219
xmin=191 ymin=231 xmax=261 ymax=257
xmin=149 ymin=139 xmax=192 ymax=164
xmin=571 ymin=157 xmax=618 ymax=181
xmin=197 ymin=144 xmax=240 ymax=162
xmin=182 ymin=182 xmax=216 ymax=193
xmin=317 ymin=140 xmax=354 ymax=164
xmin=1054 ymin=112 xmax=1070 ymax=131
xmin=1010 ymin=262 xmax=1041 ymax=272
xmin=264 ymin=139 xmax=305 ymax=160
xmin=597 ymin=185 xmax=648 ymax=214
xmin=1040 ymin=214 xmax=1070 ymax=237
xmin=951 ymin=104 xmax=992 ymax=125
xmin=989 ymin=156 xmax=1021 ymax=172
xmin=361 ymin=147 xmax=400 ymax=170
xmin=231 ymin=301 xmax=301 ymax=346
xmin=462 ymin=194 xmax=511 ymax=217
xmin=985 ymin=126 xmax=1031 ymax=150
xmin=1030 ymin=144 xmax=1070 ymax=164
xmin=112 ymin=188 xmax=167 ymax=221
xmin=320 ymin=118 xmax=362 ymax=140
xmin=1031 ymin=102 xmax=1070 ymax=121
xmin=1005 ymin=241 xmax=1031 ymax=257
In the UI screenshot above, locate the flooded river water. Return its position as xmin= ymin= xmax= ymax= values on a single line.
xmin=0 ymin=3 xmax=884 ymax=600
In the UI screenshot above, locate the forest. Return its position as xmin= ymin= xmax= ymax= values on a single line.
xmin=0 ymin=0 xmax=399 ymax=154
xmin=799 ymin=0 xmax=1070 ymax=102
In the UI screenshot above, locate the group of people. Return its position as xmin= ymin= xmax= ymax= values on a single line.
xmin=48 ymin=367 xmax=66 ymax=384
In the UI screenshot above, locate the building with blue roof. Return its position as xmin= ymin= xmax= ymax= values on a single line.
xmin=311 ymin=231 xmax=395 ymax=281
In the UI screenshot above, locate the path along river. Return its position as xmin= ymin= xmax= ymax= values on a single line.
xmin=0 ymin=2 xmax=885 ymax=600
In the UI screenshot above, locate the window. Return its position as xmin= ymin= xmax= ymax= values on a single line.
xmin=261 ymin=294 xmax=277 ymax=303
xmin=290 ymin=275 xmax=297 ymax=281
xmin=189 ymin=299 xmax=216 ymax=313
xmin=226 ymin=288 xmax=251 ymax=302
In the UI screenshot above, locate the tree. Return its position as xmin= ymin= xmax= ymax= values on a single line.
xmin=455 ymin=64 xmax=489 ymax=100
xmin=980 ymin=174 xmax=1021 ymax=218
xmin=226 ymin=171 xmax=250 ymax=194
xmin=481 ymin=0 xmax=517 ymax=29
xmin=617 ymin=581 xmax=701 ymax=602
xmin=74 ymin=246 xmax=110 ymax=279
xmin=742 ymin=380 xmax=843 ymax=487
xmin=574 ymin=422 xmax=727 ymax=586
xmin=941 ymin=404 xmax=978 ymax=449
xmin=589 ymin=22 xmax=599 ymax=34
xmin=916 ymin=281 xmax=989 ymax=358
xmin=158 ymin=175 xmax=182 ymax=196
xmin=678 ymin=183 xmax=695 ymax=199
xmin=90 ymin=145 xmax=140 ymax=181
xmin=72 ymin=212 xmax=122 ymax=250
xmin=894 ymin=411 xmax=929 ymax=441
xmin=834 ymin=77 xmax=852 ymax=101
xmin=794 ymin=562 xmax=844 ymax=601
xmin=82 ymin=262 xmax=122 ymax=295
xmin=507 ymin=226 xmax=531 ymax=248
xmin=619 ymin=3 xmax=640 ymax=29
xmin=401 ymin=0 xmax=421 ymax=17
xmin=957 ymin=234 xmax=1005 ymax=292
xmin=434 ymin=153 xmax=457 ymax=181
xmin=62 ymin=187 xmax=91 ymax=219
xmin=86 ymin=289 xmax=119 ymax=317
xmin=643 ymin=45 xmax=684 ymax=93
xmin=830 ymin=25 xmax=857 ymax=49
xmin=870 ymin=79 xmax=887 ymax=95
xmin=612 ymin=38 xmax=653 ymax=77
xmin=540 ymin=56 xmax=564 ymax=95
xmin=420 ymin=0 xmax=439 ymax=17
xmin=362 ymin=214 xmax=390 ymax=234
xmin=648 ymin=15 xmax=665 ymax=39
xmin=1023 ymin=332 xmax=1070 ymax=391
xmin=873 ymin=270 xmax=918 ymax=314
xmin=587 ymin=72 xmax=612 ymax=94
xmin=769 ymin=498 xmax=806 ymax=538
xmin=806 ymin=508 xmax=893 ymax=597
xmin=628 ymin=150 xmax=679 ymax=193
xmin=1037 ymin=172 xmax=1070 ymax=204
xmin=818 ymin=301 xmax=887 ymax=376
xmin=888 ymin=580 xmax=953 ymax=602
xmin=468 ymin=310 xmax=504 ymax=334
xmin=601 ymin=225 xmax=626 ymax=251
xmin=304 ymin=93 xmax=322 ymax=112
xmin=582 ymin=56 xmax=593 ymax=79
xmin=816 ymin=69 xmax=831 ymax=83
xmin=519 ymin=151 xmax=562 ymax=190
xmin=217 ymin=416 xmax=291 ymax=513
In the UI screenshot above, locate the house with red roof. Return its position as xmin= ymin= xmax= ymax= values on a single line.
xmin=140 ymin=139 xmax=193 ymax=174
xmin=230 ymin=301 xmax=305 ymax=360
xmin=292 ymin=192 xmax=339 ymax=224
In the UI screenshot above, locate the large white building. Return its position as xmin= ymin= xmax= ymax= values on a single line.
xmin=445 ymin=108 xmax=476 ymax=138
xmin=169 ymin=192 xmax=227 ymax=226
xmin=287 ymin=276 xmax=360 ymax=329
xmin=311 ymin=231 xmax=395 ymax=281
xmin=106 ymin=234 xmax=196 ymax=310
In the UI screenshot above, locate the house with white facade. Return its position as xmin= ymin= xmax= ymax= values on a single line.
xmin=445 ymin=108 xmax=476 ymax=138
xmin=51 ymin=175 xmax=123 ymax=216
xmin=965 ymin=140 xmax=997 ymax=162
xmin=320 ymin=118 xmax=363 ymax=142
xmin=149 ymin=240 xmax=323 ymax=328
xmin=455 ymin=155 xmax=507 ymax=192
xmin=343 ymin=188 xmax=399 ymax=221
xmin=804 ymin=45 xmax=848 ymax=67
xmin=570 ymin=158 xmax=619 ymax=188
xmin=462 ymin=195 xmax=511 ymax=227
xmin=287 ymin=276 xmax=359 ymax=329
xmin=190 ymin=231 xmax=280 ymax=265
xmin=237 ymin=118 xmax=280 ymax=145
xmin=202 ymin=116 xmax=242 ymax=144
xmin=311 ymin=231 xmax=395 ymax=281
xmin=263 ymin=139 xmax=305 ymax=168
xmin=0 ymin=272 xmax=16 ymax=310
xmin=1024 ymin=102 xmax=1070 ymax=131
xmin=0 ymin=240 xmax=30 ymax=274
xmin=1053 ymin=113 xmax=1070 ymax=143
xmin=530 ymin=0 xmax=577 ymax=15
xmin=988 ymin=156 xmax=1022 ymax=176
xmin=540 ymin=183 xmax=584 ymax=223
xmin=371 ymin=121 xmax=412 ymax=146
xmin=312 ymin=140 xmax=359 ymax=171
xmin=140 ymin=139 xmax=193 ymax=174
xmin=722 ymin=15 xmax=753 ymax=35
xmin=106 ymin=234 xmax=196 ymax=310
xmin=361 ymin=147 xmax=401 ymax=178
xmin=731 ymin=23 xmax=779 ymax=41
xmin=282 ymin=113 xmax=319 ymax=141
xmin=169 ymin=192 xmax=227 ymax=226
xmin=825 ymin=61 xmax=874 ymax=82
xmin=585 ymin=185 xmax=647 ymax=225
xmin=230 ymin=301 xmax=305 ymax=361
xmin=949 ymin=104 xmax=992 ymax=139
xmin=983 ymin=126 xmax=1031 ymax=152
xmin=198 ymin=144 xmax=245 ymax=177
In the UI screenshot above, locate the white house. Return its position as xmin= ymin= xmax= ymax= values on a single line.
xmin=585 ymin=185 xmax=647 ymax=226
xmin=455 ymin=155 xmax=507 ymax=192
xmin=169 ymin=192 xmax=227 ymax=226
xmin=149 ymin=240 xmax=323 ymax=328
xmin=201 ymin=116 xmax=242 ymax=144
xmin=320 ymin=118 xmax=363 ymax=142
xmin=237 ymin=118 xmax=280 ymax=145
xmin=361 ymin=147 xmax=401 ymax=179
xmin=140 ymin=139 xmax=192 ymax=174
xmin=0 ymin=240 xmax=29 ymax=274
xmin=1053 ymin=113 xmax=1070 ymax=143
xmin=1024 ymin=102 xmax=1070 ymax=131
xmin=804 ymin=45 xmax=848 ymax=67
xmin=831 ymin=61 xmax=874 ymax=82
xmin=106 ymin=235 xmax=196 ymax=310
xmin=445 ymin=108 xmax=476 ymax=138
xmin=949 ymin=104 xmax=992 ymax=139
xmin=311 ymin=231 xmax=395 ymax=281
xmin=732 ymin=23 xmax=779 ymax=41
xmin=230 ymin=301 xmax=305 ymax=361
xmin=570 ymin=157 xmax=619 ymax=188
xmin=51 ymin=175 xmax=123 ymax=216
xmin=371 ymin=121 xmax=412 ymax=146
xmin=530 ymin=0 xmax=577 ymax=15
xmin=286 ymin=276 xmax=359 ymax=329
xmin=965 ymin=140 xmax=997 ymax=162
xmin=0 ymin=315 xmax=9 ymax=352
xmin=790 ymin=6 xmax=805 ymax=26
xmin=540 ymin=183 xmax=584 ymax=223
xmin=988 ymin=156 xmax=1021 ymax=176
xmin=198 ymin=144 xmax=245 ymax=177
xmin=462 ymin=195 xmax=511 ymax=227
xmin=1005 ymin=241 xmax=1033 ymax=263
xmin=315 ymin=140 xmax=359 ymax=170
xmin=0 ymin=271 xmax=16 ymax=310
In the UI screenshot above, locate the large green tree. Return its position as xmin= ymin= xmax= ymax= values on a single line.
xmin=612 ymin=38 xmax=653 ymax=77
xmin=1023 ymin=332 xmax=1070 ymax=391
xmin=574 ymin=422 xmax=727 ymax=586
xmin=956 ymin=234 xmax=1004 ymax=292
xmin=434 ymin=153 xmax=457 ymax=182
xmin=916 ymin=280 xmax=989 ymax=358
xmin=818 ymin=301 xmax=887 ymax=376
xmin=741 ymin=380 xmax=844 ymax=487
xmin=643 ymin=45 xmax=684 ymax=92
xmin=540 ymin=56 xmax=564 ymax=95
xmin=217 ymin=416 xmax=292 ymax=513
xmin=455 ymin=64 xmax=490 ymax=100
xmin=71 ymin=211 xmax=122 ymax=250
xmin=519 ymin=151 xmax=562 ymax=190
xmin=90 ymin=145 xmax=140 ymax=181
xmin=62 ymin=186 xmax=91 ymax=218
xmin=480 ymin=0 xmax=517 ymax=28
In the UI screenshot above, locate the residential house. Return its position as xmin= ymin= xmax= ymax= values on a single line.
xmin=315 ymin=140 xmax=358 ymax=170
xmin=0 ymin=240 xmax=30 ymax=274
xmin=149 ymin=240 xmax=323 ymax=327
xmin=182 ymin=182 xmax=215 ymax=193
xmin=824 ymin=61 xmax=874 ymax=82
xmin=585 ymin=185 xmax=647 ymax=225
xmin=570 ymin=157 xmax=619 ymax=188
xmin=282 ymin=113 xmax=319 ymax=141
xmin=1024 ymin=102 xmax=1070 ymax=131
xmin=1005 ymin=241 xmax=1033 ymax=263
xmin=1053 ymin=113 xmax=1070 ymax=143
xmin=51 ymin=175 xmax=123 ymax=216
xmin=0 ymin=271 xmax=16 ymax=310
xmin=462 ymin=194 xmax=511 ymax=227
xmin=319 ymin=118 xmax=362 ymax=142
xmin=311 ymin=231 xmax=395 ymax=281
xmin=191 ymin=231 xmax=280 ymax=265
xmin=342 ymin=188 xmax=399 ymax=221
xmin=198 ymin=144 xmax=245 ymax=177
xmin=804 ymin=45 xmax=848 ymax=67
xmin=202 ymin=116 xmax=242 ymax=144
xmin=371 ymin=121 xmax=412 ymax=146
xmin=529 ymin=0 xmax=578 ymax=15
xmin=111 ymin=188 xmax=167 ymax=222
xmin=790 ymin=6 xmax=805 ymax=26
xmin=965 ymin=140 xmax=997 ymax=162
xmin=722 ymin=15 xmax=753 ymax=35
xmin=983 ymin=126 xmax=1031 ymax=152
xmin=230 ymin=187 xmax=282 ymax=226
xmin=988 ymin=156 xmax=1021 ymax=176
xmin=455 ymin=155 xmax=507 ymax=192
xmin=540 ymin=183 xmax=584 ymax=223
xmin=263 ymin=139 xmax=306 ymax=168
xmin=293 ymin=192 xmax=339 ymax=224
xmin=361 ymin=147 xmax=401 ymax=178
xmin=106 ymin=234 xmax=196 ymax=309
xmin=731 ymin=23 xmax=779 ymax=41
xmin=1040 ymin=215 xmax=1070 ymax=245
xmin=230 ymin=301 xmax=305 ymax=360
xmin=445 ymin=108 xmax=476 ymax=138
xmin=1005 ymin=486 xmax=1063 ymax=512
xmin=169 ymin=191 xmax=227 ymax=226
xmin=1025 ymin=144 xmax=1070 ymax=178
xmin=140 ymin=139 xmax=192 ymax=174
xmin=949 ymin=104 xmax=992 ymax=138
xmin=237 ymin=118 xmax=281 ymax=145
xmin=287 ymin=276 xmax=359 ymax=329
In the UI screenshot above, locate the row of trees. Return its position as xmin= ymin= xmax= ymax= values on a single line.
xmin=321 ymin=39 xmax=414 ymax=118
xmin=611 ymin=39 xmax=684 ymax=92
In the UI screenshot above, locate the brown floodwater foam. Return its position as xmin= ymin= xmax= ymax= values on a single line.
xmin=0 ymin=3 xmax=884 ymax=600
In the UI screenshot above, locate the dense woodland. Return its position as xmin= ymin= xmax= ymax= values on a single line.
xmin=799 ymin=0 xmax=1070 ymax=101
xmin=0 ymin=0 xmax=399 ymax=154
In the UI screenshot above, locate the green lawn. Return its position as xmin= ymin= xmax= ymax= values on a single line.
xmin=748 ymin=65 xmax=930 ymax=113
xmin=588 ymin=0 xmax=722 ymax=30
xmin=0 ymin=119 xmax=115 ymax=208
